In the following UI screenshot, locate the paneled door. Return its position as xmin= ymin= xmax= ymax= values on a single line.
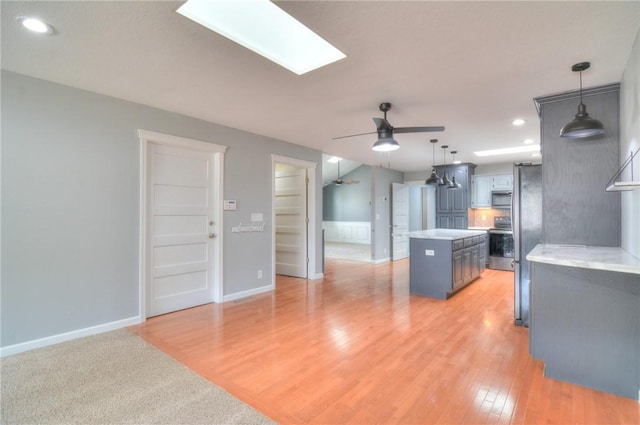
xmin=274 ymin=164 xmax=308 ymax=278
xmin=392 ymin=182 xmax=409 ymax=260
xmin=147 ymin=143 xmax=218 ymax=317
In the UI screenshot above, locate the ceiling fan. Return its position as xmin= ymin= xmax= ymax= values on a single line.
xmin=333 ymin=102 xmax=445 ymax=151
xmin=325 ymin=160 xmax=359 ymax=185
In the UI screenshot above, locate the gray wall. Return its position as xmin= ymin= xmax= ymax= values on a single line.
xmin=620 ymin=28 xmax=640 ymax=258
xmin=322 ymin=165 xmax=371 ymax=221
xmin=536 ymin=85 xmax=621 ymax=247
xmin=1 ymin=71 xmax=323 ymax=347
xmin=371 ymin=166 xmax=404 ymax=261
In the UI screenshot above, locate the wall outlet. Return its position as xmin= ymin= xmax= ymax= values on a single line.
xmin=257 ymin=270 xmax=263 ymax=279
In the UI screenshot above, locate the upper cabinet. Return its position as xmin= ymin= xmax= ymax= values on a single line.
xmin=491 ymin=174 xmax=513 ymax=191
xmin=471 ymin=175 xmax=492 ymax=208
xmin=434 ymin=163 xmax=476 ymax=229
xmin=471 ymin=173 xmax=513 ymax=208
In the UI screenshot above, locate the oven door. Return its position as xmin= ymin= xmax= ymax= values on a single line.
xmin=488 ymin=230 xmax=514 ymax=270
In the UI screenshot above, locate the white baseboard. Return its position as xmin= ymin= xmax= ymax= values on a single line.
xmin=0 ymin=316 xmax=142 ymax=358
xmin=372 ymin=257 xmax=390 ymax=264
xmin=223 ymin=284 xmax=274 ymax=302
xmin=309 ymin=272 xmax=324 ymax=280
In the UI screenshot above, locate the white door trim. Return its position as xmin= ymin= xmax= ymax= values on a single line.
xmin=271 ymin=155 xmax=320 ymax=280
xmin=138 ymin=129 xmax=227 ymax=320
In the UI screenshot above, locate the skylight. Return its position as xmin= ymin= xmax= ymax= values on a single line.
xmin=473 ymin=144 xmax=540 ymax=157
xmin=177 ymin=0 xmax=346 ymax=75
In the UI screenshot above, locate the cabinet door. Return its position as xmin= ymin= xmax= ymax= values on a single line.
xmin=436 ymin=183 xmax=451 ymax=213
xmin=462 ymin=248 xmax=472 ymax=283
xmin=451 ymin=167 xmax=468 ymax=212
xmin=472 ymin=175 xmax=492 ymax=208
xmin=452 ymin=249 xmax=464 ymax=290
xmin=491 ymin=174 xmax=513 ymax=191
xmin=452 ymin=214 xmax=467 ymax=229
xmin=437 ymin=214 xmax=452 ymax=229
xmin=470 ymin=245 xmax=480 ymax=278
xmin=478 ymin=241 xmax=487 ymax=270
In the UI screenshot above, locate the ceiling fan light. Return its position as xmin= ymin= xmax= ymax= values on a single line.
xmin=426 ymin=169 xmax=442 ymax=185
xmin=372 ymin=137 xmax=400 ymax=152
xmin=560 ymin=104 xmax=605 ymax=138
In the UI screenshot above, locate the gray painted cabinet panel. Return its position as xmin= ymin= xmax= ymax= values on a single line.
xmin=535 ymin=85 xmax=621 ymax=247
xmin=529 ymin=262 xmax=639 ymax=400
xmin=435 ymin=163 xmax=475 ymax=229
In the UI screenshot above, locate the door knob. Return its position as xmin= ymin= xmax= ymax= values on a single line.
xmin=209 ymin=233 xmax=215 ymax=239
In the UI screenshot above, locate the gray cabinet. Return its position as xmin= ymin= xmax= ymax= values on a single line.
xmin=410 ymin=233 xmax=486 ymax=299
xmin=435 ymin=163 xmax=476 ymax=229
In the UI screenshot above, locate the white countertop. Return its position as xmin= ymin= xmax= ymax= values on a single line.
xmin=408 ymin=229 xmax=487 ymax=241
xmin=468 ymin=226 xmax=491 ymax=231
xmin=527 ymin=244 xmax=640 ymax=275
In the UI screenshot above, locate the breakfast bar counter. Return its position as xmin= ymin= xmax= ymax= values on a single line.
xmin=527 ymin=244 xmax=640 ymax=400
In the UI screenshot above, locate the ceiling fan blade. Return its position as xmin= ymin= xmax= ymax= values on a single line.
xmin=373 ymin=117 xmax=393 ymax=131
xmin=343 ymin=179 xmax=360 ymax=184
xmin=332 ymin=130 xmax=378 ymax=140
xmin=394 ymin=126 xmax=445 ymax=134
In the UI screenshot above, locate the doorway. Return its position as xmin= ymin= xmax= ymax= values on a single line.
xmin=272 ymin=155 xmax=318 ymax=280
xmin=139 ymin=130 xmax=226 ymax=319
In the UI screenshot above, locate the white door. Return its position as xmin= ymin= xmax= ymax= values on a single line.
xmin=392 ymin=182 xmax=409 ymax=260
xmin=275 ymin=164 xmax=307 ymax=278
xmin=147 ymin=144 xmax=217 ymax=317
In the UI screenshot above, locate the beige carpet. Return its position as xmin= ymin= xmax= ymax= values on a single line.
xmin=0 ymin=329 xmax=275 ymax=425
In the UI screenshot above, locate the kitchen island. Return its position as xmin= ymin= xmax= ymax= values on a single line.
xmin=527 ymin=244 xmax=640 ymax=400
xmin=409 ymin=229 xmax=487 ymax=299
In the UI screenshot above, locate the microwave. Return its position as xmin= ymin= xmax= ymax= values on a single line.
xmin=491 ymin=191 xmax=512 ymax=209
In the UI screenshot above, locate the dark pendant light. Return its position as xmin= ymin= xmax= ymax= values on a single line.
xmin=440 ymin=145 xmax=452 ymax=187
xmin=447 ymin=150 xmax=462 ymax=190
xmin=425 ymin=139 xmax=443 ymax=185
xmin=559 ymin=62 xmax=605 ymax=139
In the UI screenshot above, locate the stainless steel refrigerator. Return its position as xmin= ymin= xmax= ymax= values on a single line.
xmin=512 ymin=163 xmax=542 ymax=327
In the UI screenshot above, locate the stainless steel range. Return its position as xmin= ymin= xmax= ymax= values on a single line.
xmin=488 ymin=216 xmax=514 ymax=271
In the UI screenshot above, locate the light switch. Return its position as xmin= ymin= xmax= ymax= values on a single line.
xmin=425 ymin=249 xmax=435 ymax=256
xmin=224 ymin=200 xmax=237 ymax=210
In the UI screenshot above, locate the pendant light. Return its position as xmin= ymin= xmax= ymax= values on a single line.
xmin=425 ymin=139 xmax=443 ymax=185
xmin=559 ymin=62 xmax=604 ymax=139
xmin=440 ymin=145 xmax=452 ymax=187
xmin=447 ymin=150 xmax=462 ymax=189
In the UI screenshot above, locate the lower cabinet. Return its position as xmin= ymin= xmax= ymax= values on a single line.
xmin=410 ymin=234 xmax=486 ymax=299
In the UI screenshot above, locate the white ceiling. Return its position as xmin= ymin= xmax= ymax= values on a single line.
xmin=2 ymin=1 xmax=639 ymax=177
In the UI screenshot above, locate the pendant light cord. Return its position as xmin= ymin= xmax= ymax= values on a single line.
xmin=579 ymin=70 xmax=583 ymax=105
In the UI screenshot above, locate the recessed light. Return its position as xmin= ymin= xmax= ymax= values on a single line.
xmin=531 ymin=153 xmax=541 ymax=157
xmin=327 ymin=156 xmax=342 ymax=163
xmin=17 ymin=16 xmax=53 ymax=34
xmin=453 ymin=160 xmax=461 ymax=164
xmin=512 ymin=118 xmax=525 ymax=126
xmin=177 ymin=0 xmax=346 ymax=75
xmin=473 ymin=144 xmax=540 ymax=157
xmin=523 ymin=139 xmax=534 ymax=145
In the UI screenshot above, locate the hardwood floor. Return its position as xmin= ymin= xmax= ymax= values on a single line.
xmin=129 ymin=259 xmax=640 ymax=424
